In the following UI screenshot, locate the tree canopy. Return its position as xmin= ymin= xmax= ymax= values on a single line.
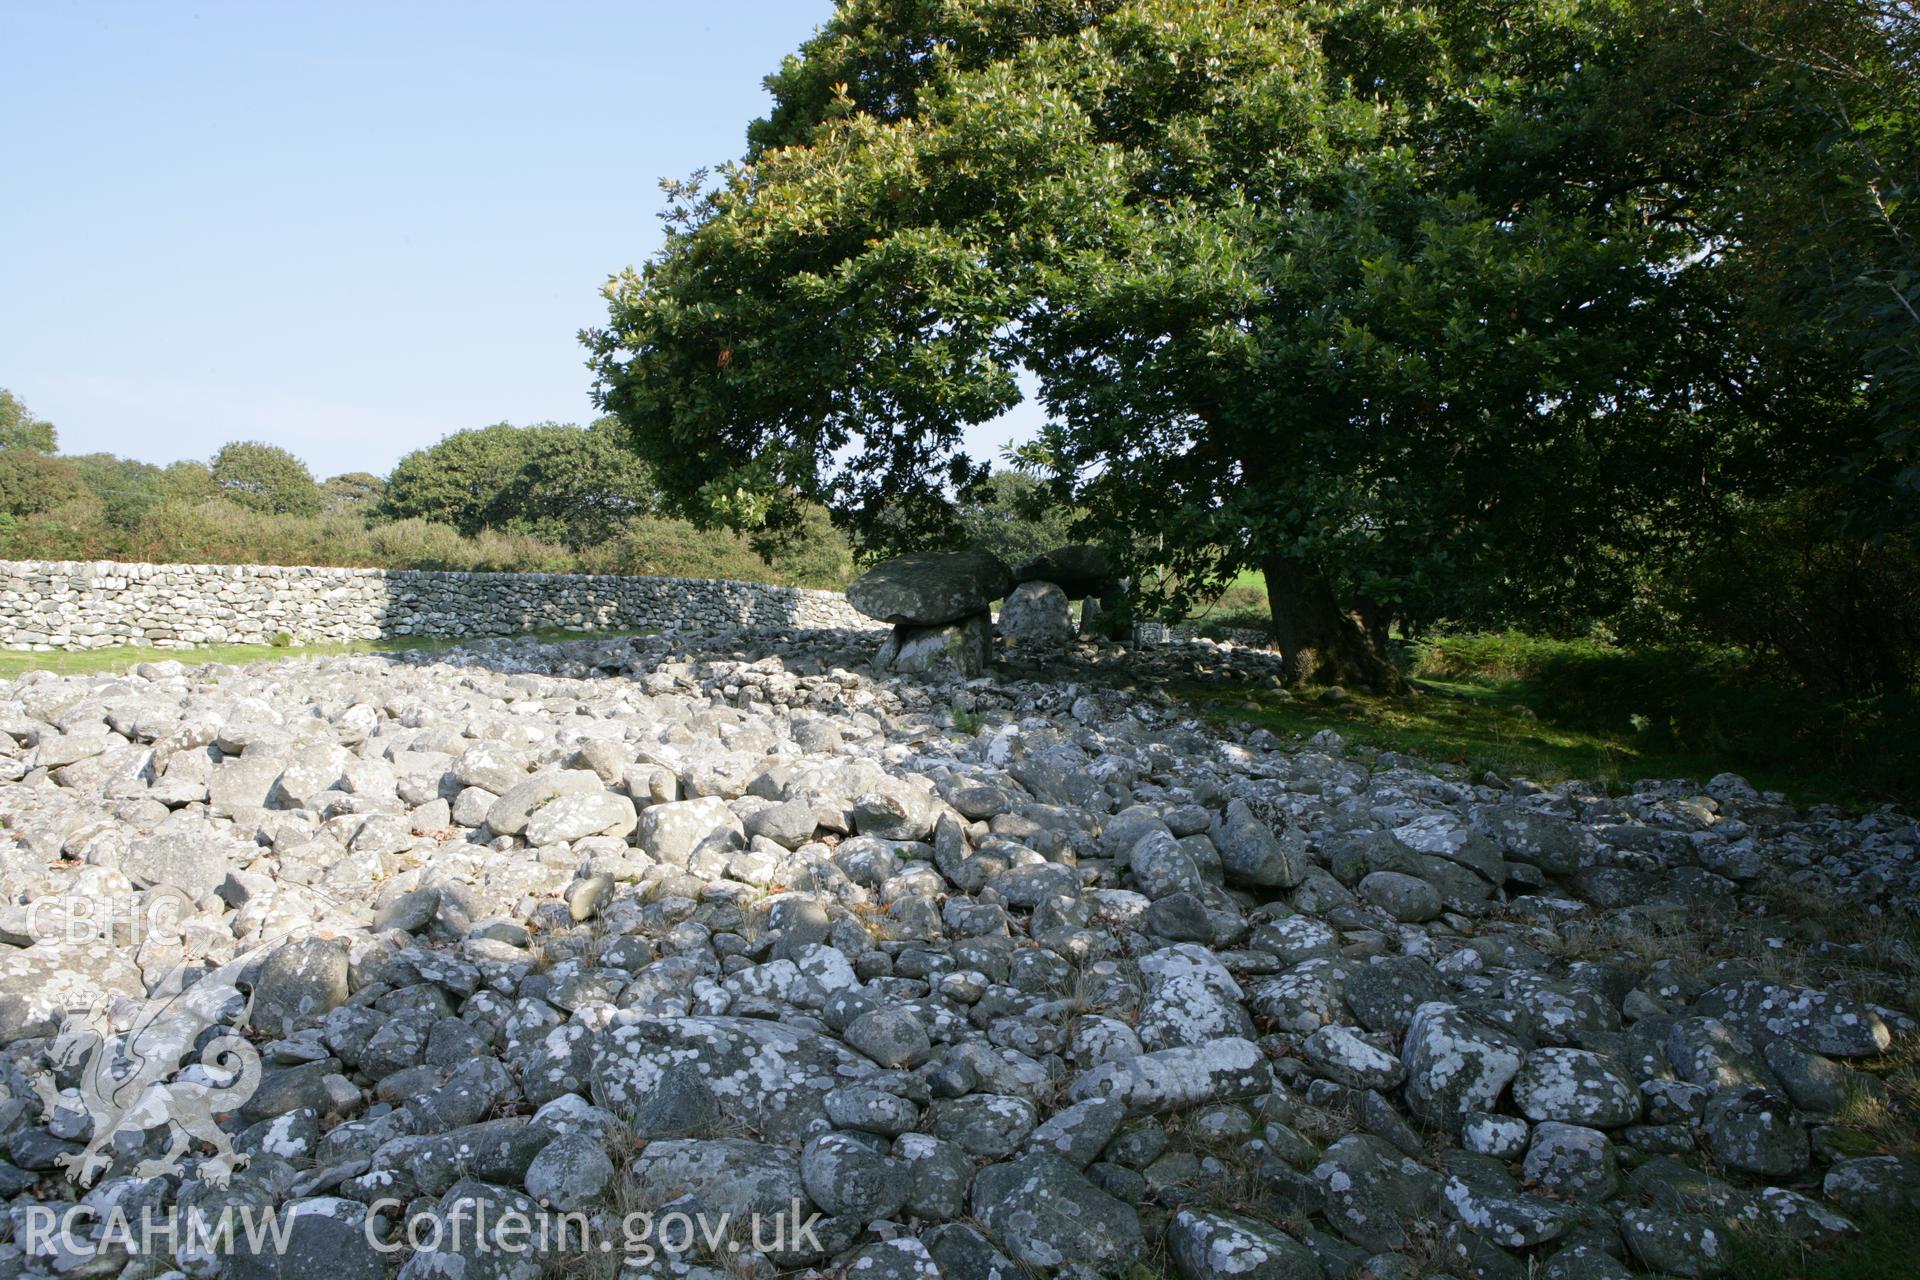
xmin=380 ymin=418 xmax=656 ymax=548
xmin=587 ymin=0 xmax=1918 ymax=689
xmin=51 ymin=453 xmax=223 ymax=530
xmin=322 ymin=472 xmax=387 ymax=514
xmin=0 ymin=451 xmax=86 ymax=517
xmin=210 ymin=441 xmax=323 ymax=517
xmin=0 ymin=389 xmax=57 ymax=453
xmin=954 ymin=469 xmax=1077 ymax=568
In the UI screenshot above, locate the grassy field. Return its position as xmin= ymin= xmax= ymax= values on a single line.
xmin=1175 ymin=584 xmax=1910 ymax=805
xmin=1176 ymin=676 xmax=1798 ymax=794
xmin=1179 ymin=567 xmax=1272 ymax=633
xmin=0 ymin=629 xmax=639 ymax=680
xmin=1175 ymin=630 xmax=1920 ymax=809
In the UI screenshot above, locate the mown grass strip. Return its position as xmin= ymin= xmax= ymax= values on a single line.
xmin=0 ymin=628 xmax=647 ymax=680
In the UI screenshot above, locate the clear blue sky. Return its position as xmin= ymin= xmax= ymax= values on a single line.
xmin=0 ymin=0 xmax=1040 ymax=479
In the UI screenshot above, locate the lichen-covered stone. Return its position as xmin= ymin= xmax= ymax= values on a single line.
xmin=1067 ymin=1038 xmax=1273 ymax=1114
xmin=591 ymin=1015 xmax=873 ymax=1143
xmin=1401 ymin=1003 xmax=1526 ymax=1133
xmin=1511 ymin=1048 xmax=1641 ymax=1128
xmin=1168 ymin=1208 xmax=1321 ymax=1280
xmin=971 ymin=1152 xmax=1143 ymax=1271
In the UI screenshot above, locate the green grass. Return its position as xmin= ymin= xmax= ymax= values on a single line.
xmin=1222 ymin=567 xmax=1265 ymax=593
xmin=1151 ymin=599 xmax=1913 ymax=802
xmin=1165 ymin=568 xmax=1272 ymax=635
xmin=1173 ymin=670 xmax=1896 ymax=809
xmin=1172 ymin=627 xmax=1919 ymax=809
xmin=0 ymin=628 xmax=645 ymax=680
xmin=1724 ymin=1211 xmax=1920 ymax=1280
xmin=1412 ymin=632 xmax=1920 ymax=807
xmin=1178 ymin=678 xmax=1642 ymax=790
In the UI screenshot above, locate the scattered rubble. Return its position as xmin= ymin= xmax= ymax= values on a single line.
xmin=0 ymin=622 xmax=1913 ymax=1279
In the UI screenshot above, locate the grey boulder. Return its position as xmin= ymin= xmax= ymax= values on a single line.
xmin=1401 ymin=1002 xmax=1526 ymax=1133
xmin=1693 ymin=978 xmax=1892 ymax=1058
xmin=1359 ymin=870 xmax=1442 ymax=923
xmin=971 ymin=1152 xmax=1144 ymax=1271
xmin=249 ymin=937 xmax=350 ymax=1038
xmin=801 ymin=1131 xmax=908 ymax=1219
xmin=1215 ymin=800 xmax=1308 ymax=889
xmin=997 ymin=581 xmax=1076 ymax=651
xmin=849 ymin=549 xmax=1012 ymax=626
xmin=1511 ymin=1048 xmax=1641 ymax=1128
xmin=876 ymin=614 xmax=994 ymax=678
xmin=591 ymin=1015 xmax=873 ymax=1144
xmin=1169 ymin=1209 xmax=1321 ymax=1280
xmin=625 ymin=1138 xmax=806 ymax=1223
xmin=225 ymin=1196 xmax=387 ymax=1280
xmin=524 ymin=1132 xmax=615 ymax=1211
xmin=1011 ymin=544 xmax=1117 ymax=598
xmin=524 ymin=789 xmax=637 ymax=844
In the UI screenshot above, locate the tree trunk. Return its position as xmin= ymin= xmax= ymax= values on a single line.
xmin=1358 ymin=597 xmax=1394 ymax=657
xmin=1262 ymin=554 xmax=1405 ymax=691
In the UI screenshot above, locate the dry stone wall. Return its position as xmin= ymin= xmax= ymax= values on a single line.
xmin=1132 ymin=620 xmax=1273 ymax=649
xmin=0 ymin=559 xmax=881 ymax=651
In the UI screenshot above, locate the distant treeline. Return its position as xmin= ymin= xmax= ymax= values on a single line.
xmin=0 ymin=391 xmax=1070 ymax=589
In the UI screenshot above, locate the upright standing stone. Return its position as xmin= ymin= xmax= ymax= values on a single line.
xmin=998 ymin=581 xmax=1076 ymax=651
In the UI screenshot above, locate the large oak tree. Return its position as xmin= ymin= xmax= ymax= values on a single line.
xmin=587 ymin=0 xmax=1914 ymax=686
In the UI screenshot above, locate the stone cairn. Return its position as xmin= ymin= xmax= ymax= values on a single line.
xmin=849 ymin=544 xmax=1121 ymax=675
xmin=0 ymin=623 xmax=1913 ymax=1279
